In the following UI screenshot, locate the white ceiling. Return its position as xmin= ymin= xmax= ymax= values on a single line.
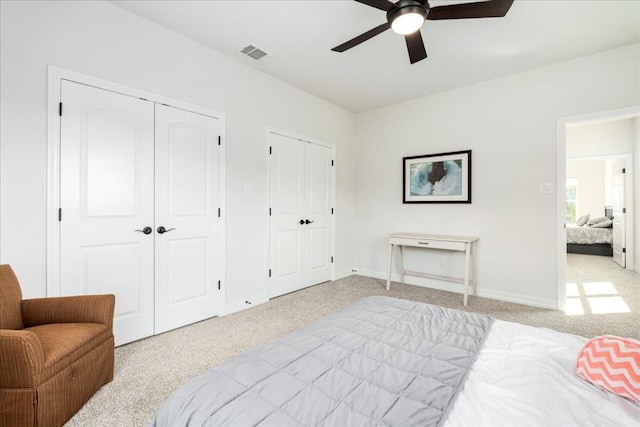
xmin=111 ymin=0 xmax=640 ymax=113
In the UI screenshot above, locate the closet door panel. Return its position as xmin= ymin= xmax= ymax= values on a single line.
xmin=308 ymin=228 xmax=329 ymax=271
xmin=304 ymin=142 xmax=333 ymax=286
xmin=269 ymin=133 xmax=305 ymax=297
xmin=154 ymin=104 xmax=222 ymax=334
xmin=59 ymin=80 xmax=155 ymax=346
xmin=83 ymin=243 xmax=142 ymax=317
xmin=166 ymin=237 xmax=208 ymax=303
xmin=167 ymin=126 xmax=209 ymax=216
xmin=84 ymin=110 xmax=137 ymax=216
xmin=276 ymin=229 xmax=301 ymax=277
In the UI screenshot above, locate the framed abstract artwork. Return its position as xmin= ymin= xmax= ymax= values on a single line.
xmin=403 ymin=150 xmax=472 ymax=203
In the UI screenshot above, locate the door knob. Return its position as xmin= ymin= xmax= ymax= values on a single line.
xmin=299 ymin=219 xmax=305 ymax=225
xmin=157 ymin=226 xmax=175 ymax=234
xmin=135 ymin=227 xmax=153 ymax=235
xmin=305 ymin=219 xmax=314 ymax=224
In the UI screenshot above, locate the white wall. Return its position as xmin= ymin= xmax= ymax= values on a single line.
xmin=1 ymin=0 xmax=638 ymax=310
xmin=354 ymin=43 xmax=640 ymax=308
xmin=0 ymin=1 xmax=357 ymax=303
xmin=566 ymin=117 xmax=636 ymax=158
xmin=566 ymin=160 xmax=606 ymax=220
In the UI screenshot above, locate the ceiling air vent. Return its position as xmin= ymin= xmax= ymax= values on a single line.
xmin=240 ymin=45 xmax=268 ymax=61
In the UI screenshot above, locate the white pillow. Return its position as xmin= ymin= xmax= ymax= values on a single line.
xmin=588 ymin=216 xmax=608 ymax=225
xmin=575 ymin=214 xmax=589 ymax=226
xmin=590 ymin=219 xmax=612 ymax=228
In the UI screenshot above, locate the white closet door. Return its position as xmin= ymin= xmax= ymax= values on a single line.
xmin=269 ymin=133 xmax=305 ymax=297
xmin=59 ymin=81 xmax=155 ymax=346
xmin=304 ymin=142 xmax=333 ymax=286
xmin=154 ymin=104 xmax=222 ymax=334
xmin=269 ymin=133 xmax=333 ymax=298
xmin=612 ymin=160 xmax=626 ymax=267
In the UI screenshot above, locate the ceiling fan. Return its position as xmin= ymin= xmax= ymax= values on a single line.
xmin=331 ymin=0 xmax=514 ymax=64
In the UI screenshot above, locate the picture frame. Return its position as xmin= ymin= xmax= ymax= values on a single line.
xmin=403 ymin=150 xmax=471 ymax=203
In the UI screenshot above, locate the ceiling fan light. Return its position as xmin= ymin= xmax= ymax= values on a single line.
xmin=391 ymin=12 xmax=425 ymax=35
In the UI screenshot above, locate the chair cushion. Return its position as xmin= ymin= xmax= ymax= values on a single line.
xmin=23 ymin=323 xmax=112 ymax=383
xmin=0 ymin=265 xmax=24 ymax=330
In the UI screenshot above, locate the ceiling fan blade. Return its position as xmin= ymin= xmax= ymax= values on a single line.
xmin=331 ymin=22 xmax=391 ymax=52
xmin=355 ymin=0 xmax=395 ymax=11
xmin=405 ymin=31 xmax=427 ymax=64
xmin=427 ymin=0 xmax=514 ymax=20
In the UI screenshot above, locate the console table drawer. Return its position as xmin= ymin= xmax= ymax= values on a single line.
xmin=389 ymin=237 xmax=466 ymax=251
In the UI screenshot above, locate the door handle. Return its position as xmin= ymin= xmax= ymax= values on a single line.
xmin=305 ymin=219 xmax=314 ymax=224
xmin=157 ymin=226 xmax=175 ymax=234
xmin=135 ymin=227 xmax=153 ymax=235
xmin=299 ymin=219 xmax=305 ymax=225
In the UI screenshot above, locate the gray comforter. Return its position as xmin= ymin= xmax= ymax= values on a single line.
xmin=151 ymin=296 xmax=493 ymax=427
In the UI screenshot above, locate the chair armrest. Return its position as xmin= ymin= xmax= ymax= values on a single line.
xmin=21 ymin=294 xmax=115 ymax=329
xmin=0 ymin=330 xmax=44 ymax=388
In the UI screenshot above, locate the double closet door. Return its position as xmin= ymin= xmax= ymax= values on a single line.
xmin=269 ymin=132 xmax=334 ymax=298
xmin=58 ymin=81 xmax=222 ymax=346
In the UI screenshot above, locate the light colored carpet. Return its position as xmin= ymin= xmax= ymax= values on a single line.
xmin=564 ymin=253 xmax=639 ymax=338
xmin=66 ymin=255 xmax=638 ymax=426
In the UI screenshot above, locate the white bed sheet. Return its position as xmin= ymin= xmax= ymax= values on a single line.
xmin=445 ymin=320 xmax=640 ymax=427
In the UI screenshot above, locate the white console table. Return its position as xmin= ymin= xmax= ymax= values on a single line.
xmin=386 ymin=233 xmax=478 ymax=306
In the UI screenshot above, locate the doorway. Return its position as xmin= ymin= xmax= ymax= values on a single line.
xmin=557 ymin=107 xmax=639 ymax=312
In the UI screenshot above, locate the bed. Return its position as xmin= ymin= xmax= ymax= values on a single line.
xmin=566 ymin=207 xmax=614 ymax=256
xmin=151 ymin=296 xmax=640 ymax=426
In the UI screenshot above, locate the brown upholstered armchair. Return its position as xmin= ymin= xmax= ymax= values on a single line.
xmin=0 ymin=264 xmax=115 ymax=427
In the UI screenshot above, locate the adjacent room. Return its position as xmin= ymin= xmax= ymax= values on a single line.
xmin=563 ymin=116 xmax=638 ymax=320
xmin=1 ymin=1 xmax=639 ymax=426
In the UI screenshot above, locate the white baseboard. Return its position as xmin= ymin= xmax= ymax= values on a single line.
xmin=223 ymin=271 xmax=354 ymax=316
xmin=475 ymin=288 xmax=557 ymax=310
xmin=357 ymin=268 xmax=469 ymax=293
xmin=334 ymin=270 xmax=354 ymax=281
xmin=355 ymin=268 xmax=558 ymax=310
xmin=223 ymin=293 xmax=268 ymax=316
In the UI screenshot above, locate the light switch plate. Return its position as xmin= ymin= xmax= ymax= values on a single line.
xmin=539 ymin=183 xmax=553 ymax=194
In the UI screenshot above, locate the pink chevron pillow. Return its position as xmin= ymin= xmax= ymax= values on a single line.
xmin=575 ymin=335 xmax=640 ymax=403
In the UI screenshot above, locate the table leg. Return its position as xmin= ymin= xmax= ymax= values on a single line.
xmin=464 ymin=242 xmax=471 ymax=306
xmin=472 ymin=241 xmax=477 ymax=298
xmin=386 ymin=244 xmax=393 ymax=291
xmin=399 ymin=245 xmax=405 ymax=284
